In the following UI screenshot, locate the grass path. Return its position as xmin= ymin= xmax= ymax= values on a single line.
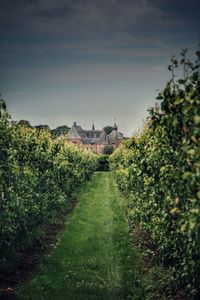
xmin=17 ymin=172 xmax=143 ymax=300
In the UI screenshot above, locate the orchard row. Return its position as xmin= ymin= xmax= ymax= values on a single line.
xmin=110 ymin=49 xmax=200 ymax=298
xmin=0 ymin=105 xmax=97 ymax=270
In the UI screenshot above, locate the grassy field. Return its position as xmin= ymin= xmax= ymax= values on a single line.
xmin=17 ymin=172 xmax=144 ymax=300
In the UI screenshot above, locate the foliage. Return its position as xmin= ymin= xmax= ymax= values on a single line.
xmin=103 ymin=125 xmax=115 ymax=135
xmin=103 ymin=145 xmax=114 ymax=155
xmin=17 ymin=120 xmax=32 ymax=128
xmin=18 ymin=173 xmax=143 ymax=300
xmin=51 ymin=125 xmax=70 ymax=138
xmin=35 ymin=124 xmax=50 ymax=131
xmin=0 ymin=105 xmax=97 ymax=271
xmin=96 ymin=154 xmax=110 ymax=171
xmin=110 ymin=48 xmax=200 ymax=298
xmin=0 ymin=95 xmax=6 ymax=118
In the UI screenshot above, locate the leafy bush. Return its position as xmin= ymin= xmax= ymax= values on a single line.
xmin=96 ymin=154 xmax=110 ymax=171
xmin=110 ymin=49 xmax=200 ymax=298
xmin=0 ymin=104 xmax=97 ymax=270
xmin=103 ymin=145 xmax=114 ymax=155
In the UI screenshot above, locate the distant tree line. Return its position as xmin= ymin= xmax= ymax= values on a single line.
xmin=14 ymin=120 xmax=70 ymax=139
xmin=15 ymin=122 xmax=116 ymax=139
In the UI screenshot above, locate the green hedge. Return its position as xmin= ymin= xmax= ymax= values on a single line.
xmin=96 ymin=154 xmax=110 ymax=171
xmin=0 ymin=107 xmax=97 ymax=270
xmin=110 ymin=49 xmax=200 ymax=298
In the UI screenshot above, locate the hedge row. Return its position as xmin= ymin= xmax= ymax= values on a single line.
xmin=0 ymin=106 xmax=97 ymax=270
xmin=110 ymin=49 xmax=200 ymax=298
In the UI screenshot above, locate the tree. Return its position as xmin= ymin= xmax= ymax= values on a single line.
xmin=103 ymin=125 xmax=115 ymax=135
xmin=0 ymin=94 xmax=6 ymax=118
xmin=103 ymin=145 xmax=114 ymax=155
xmin=35 ymin=124 xmax=50 ymax=131
xmin=18 ymin=120 xmax=32 ymax=128
xmin=110 ymin=46 xmax=200 ymax=298
xmin=96 ymin=155 xmax=110 ymax=171
xmin=51 ymin=125 xmax=70 ymax=138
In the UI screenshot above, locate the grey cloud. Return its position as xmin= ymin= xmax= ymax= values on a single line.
xmin=2 ymin=0 xmax=200 ymax=28
xmin=0 ymin=0 xmax=185 ymax=37
xmin=1 ymin=0 xmax=199 ymax=137
xmin=0 ymin=0 xmax=198 ymax=61
xmin=25 ymin=0 xmax=84 ymax=18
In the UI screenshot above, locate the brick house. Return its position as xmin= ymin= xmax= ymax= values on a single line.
xmin=67 ymin=122 xmax=123 ymax=154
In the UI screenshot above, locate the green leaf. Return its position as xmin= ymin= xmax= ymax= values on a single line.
xmin=182 ymin=172 xmax=192 ymax=180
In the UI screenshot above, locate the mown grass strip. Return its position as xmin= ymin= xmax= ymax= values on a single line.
xmin=17 ymin=172 xmax=143 ymax=300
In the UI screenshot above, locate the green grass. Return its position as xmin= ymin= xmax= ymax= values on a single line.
xmin=17 ymin=172 xmax=144 ymax=300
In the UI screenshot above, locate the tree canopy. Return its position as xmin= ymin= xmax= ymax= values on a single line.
xmin=51 ymin=125 xmax=70 ymax=138
xmin=103 ymin=126 xmax=115 ymax=135
xmin=103 ymin=145 xmax=114 ymax=155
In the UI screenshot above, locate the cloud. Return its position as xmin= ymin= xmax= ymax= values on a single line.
xmin=2 ymin=59 xmax=168 ymax=95
xmin=1 ymin=0 xmax=198 ymax=62
xmin=1 ymin=0 xmax=195 ymax=39
xmin=0 ymin=0 xmax=199 ymax=138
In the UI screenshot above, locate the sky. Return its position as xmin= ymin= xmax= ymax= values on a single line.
xmin=1 ymin=0 xmax=200 ymax=136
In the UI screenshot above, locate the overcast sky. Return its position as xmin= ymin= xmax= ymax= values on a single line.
xmin=1 ymin=0 xmax=199 ymax=136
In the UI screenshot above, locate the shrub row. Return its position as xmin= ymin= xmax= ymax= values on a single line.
xmin=96 ymin=154 xmax=110 ymax=171
xmin=110 ymin=50 xmax=200 ymax=298
xmin=0 ymin=106 xmax=97 ymax=270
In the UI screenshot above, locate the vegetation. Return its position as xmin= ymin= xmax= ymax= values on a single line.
xmin=51 ymin=125 xmax=70 ymax=138
xmin=0 ymin=96 xmax=6 ymax=117
xmin=16 ymin=122 xmax=70 ymax=138
xmin=97 ymin=147 xmax=115 ymax=171
xmin=103 ymin=145 xmax=114 ymax=155
xmin=0 ymin=102 xmax=97 ymax=273
xmin=103 ymin=125 xmax=115 ymax=135
xmin=17 ymin=120 xmax=32 ymax=128
xmin=17 ymin=173 xmax=143 ymax=300
xmin=110 ymin=48 xmax=200 ymax=298
xmin=1 ymin=47 xmax=200 ymax=299
xmin=96 ymin=154 xmax=110 ymax=171
xmin=35 ymin=124 xmax=50 ymax=131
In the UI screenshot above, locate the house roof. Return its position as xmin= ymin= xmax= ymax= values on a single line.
xmin=68 ymin=122 xmax=123 ymax=145
xmin=84 ymin=130 xmax=102 ymax=139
